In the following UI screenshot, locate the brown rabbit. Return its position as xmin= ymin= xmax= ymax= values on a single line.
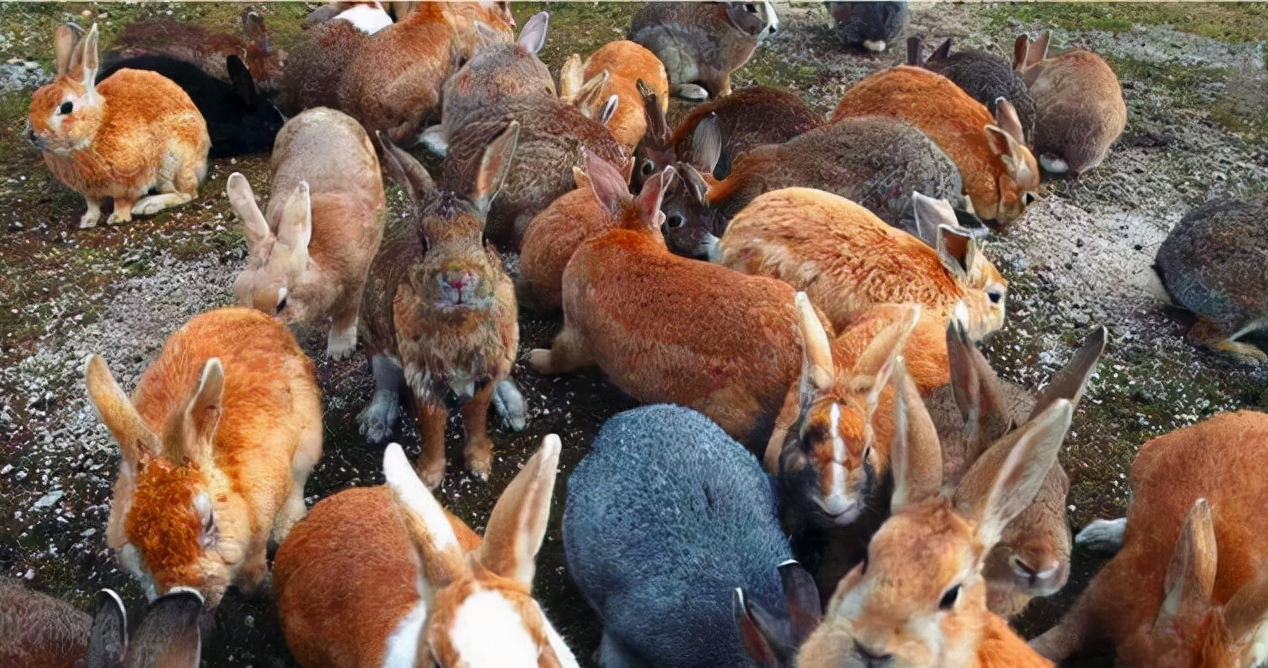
xmin=28 ymin=24 xmax=209 ymax=229
xmin=228 ymin=107 xmax=387 ymax=360
xmin=104 ymin=10 xmax=285 ymax=97
xmin=1031 ymin=411 xmax=1268 ymax=668
xmin=516 ymin=162 xmax=614 ymax=312
xmin=796 ymin=364 xmax=1073 ymax=668
xmin=85 ymin=307 xmax=323 ymax=607
xmin=358 ymin=128 xmax=520 ymax=488
xmin=832 ymin=65 xmax=1039 ymax=224
xmin=277 ymin=13 xmax=375 ymax=115
xmin=572 ymin=40 xmax=670 ymax=152
xmin=530 ymin=157 xmax=834 ymax=453
xmin=628 ymin=1 xmax=776 ymax=101
xmin=1015 ymin=31 xmax=1126 ymax=176
xmin=718 ymin=188 xmax=1008 ymax=339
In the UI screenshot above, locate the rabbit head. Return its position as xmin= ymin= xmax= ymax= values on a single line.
xmin=382 ymin=123 xmax=518 ymax=314
xmin=228 ymin=176 xmax=313 ymax=323
xmin=984 ymin=98 xmax=1039 ymax=221
xmin=445 ymin=11 xmax=554 ymax=107
xmin=631 ymin=79 xmax=678 ymax=190
xmin=29 ymin=23 xmax=103 ymax=156
xmin=1114 ymin=499 xmax=1268 ymax=668
xmin=910 ymin=193 xmax=1008 ymax=340
xmin=584 ymin=146 xmax=674 ymax=241
xmin=797 ymin=358 xmax=1074 ymax=668
xmin=85 ymin=354 xmax=239 ymax=607
xmin=240 ymin=10 xmax=285 ymax=96
xmin=735 ymin=563 xmax=823 ymax=668
xmin=774 ymin=294 xmax=918 ymax=530
xmin=725 ymin=1 xmax=775 ymax=37
xmin=660 ymin=116 xmax=725 ymax=259
xmin=382 ymin=436 xmax=579 ymax=667
xmin=558 ymin=54 xmax=618 ymax=126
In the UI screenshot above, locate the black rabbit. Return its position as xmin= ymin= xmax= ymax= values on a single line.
xmin=826 ymin=1 xmax=908 ymax=52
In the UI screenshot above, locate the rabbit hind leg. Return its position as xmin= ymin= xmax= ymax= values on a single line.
xmin=1192 ymin=317 xmax=1268 ymax=364
xmin=530 ymin=326 xmax=595 ymax=375
xmin=78 ymin=197 xmax=103 ymax=229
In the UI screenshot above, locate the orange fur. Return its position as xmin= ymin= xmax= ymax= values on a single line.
xmin=517 ymin=178 xmax=613 ymax=312
xmin=582 ymin=40 xmax=669 ymax=151
xmin=831 ymin=66 xmax=1038 ymax=223
xmin=833 ymin=304 xmax=951 ymax=393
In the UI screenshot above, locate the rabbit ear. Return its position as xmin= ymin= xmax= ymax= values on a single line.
xmin=571 ymin=165 xmax=591 ymax=191
xmin=226 ymin=173 xmax=271 ymax=249
xmin=637 ymin=79 xmax=669 ymax=142
xmin=598 ymin=94 xmax=619 ymax=126
xmin=681 ymin=164 xmax=711 ymax=202
xmin=376 ymin=132 xmax=437 ymax=208
xmin=985 ymin=125 xmax=1037 ymax=187
xmin=968 ymin=399 xmax=1073 ymax=550
xmin=930 ymin=38 xmax=952 ymax=61
xmin=517 ymin=11 xmax=549 ymax=55
xmin=779 ymin=561 xmax=822 ymax=645
xmin=936 ymin=224 xmax=975 ymax=280
xmin=54 ymin=24 xmax=80 ymax=78
xmin=585 ymin=149 xmax=631 ymax=217
xmin=1014 ymin=32 xmax=1049 ymax=71
xmin=725 ymin=1 xmax=767 ymax=36
xmin=794 ymin=292 xmax=834 ymax=409
xmin=734 ymin=588 xmax=780 ymax=668
xmin=890 ymin=354 xmax=944 ymax=512
xmin=905 ymin=36 xmax=924 ymax=66
xmin=1223 ymin=542 xmax=1268 ymax=654
xmin=943 ymin=316 xmax=1012 ymax=466
xmin=993 ymin=98 xmax=1026 ymax=145
xmin=473 ymin=121 xmax=520 ymax=219
xmin=85 ymin=355 xmax=159 ymax=467
xmin=242 ymin=10 xmax=270 ymax=50
xmin=277 ymin=182 xmax=313 ymax=258
xmin=1157 ymin=499 xmax=1218 ymax=627
xmin=127 ymin=588 xmax=204 ymax=668
xmin=79 ymin=23 xmax=100 ymax=90
xmin=558 ymin=53 xmax=583 ymax=103
xmin=850 ymin=304 xmax=919 ymax=380
xmin=1029 ymin=326 xmax=1107 ymax=422
xmin=383 ymin=443 xmax=466 ymax=586
xmin=636 ymin=166 xmax=674 ymax=227
xmin=690 ymin=114 xmax=722 ymax=175
xmin=226 ymin=55 xmax=257 ymax=103
xmin=911 ymin=191 xmax=957 ymax=246
xmin=475 ymin=434 xmax=562 ymax=587
xmin=89 ymin=589 xmax=128 ymax=668
xmin=162 ymin=358 xmax=224 ymax=465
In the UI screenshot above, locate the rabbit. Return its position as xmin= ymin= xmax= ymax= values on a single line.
xmin=1153 ymin=198 xmax=1268 ymax=365
xmin=796 ymin=357 xmax=1075 ymax=668
xmin=304 ymin=2 xmax=394 ymax=33
xmin=530 ymin=156 xmax=834 ymax=454
xmin=628 ymin=1 xmax=777 ymax=101
xmin=909 ymin=36 xmax=1037 ymax=145
xmin=227 ymin=107 xmax=387 ymax=360
xmin=928 ymin=321 xmax=1107 ymax=619
xmin=277 ymin=8 xmax=379 ymax=116
xmin=516 ymin=162 xmax=614 ymax=313
xmin=440 ymin=94 xmax=629 ymax=249
xmin=1031 ymin=411 xmax=1268 ymax=668
xmin=832 ymin=65 xmax=1039 ymax=225
xmin=105 ymin=10 xmax=285 ymax=97
xmin=338 ymin=2 xmax=515 ymax=145
xmin=0 ymin=582 xmax=203 ymax=668
xmin=1015 ymin=30 xmax=1126 ymax=176
xmin=97 ymin=54 xmax=284 ymax=159
xmin=564 ymin=404 xmax=821 ymax=668
xmin=636 ymin=84 xmax=820 ymax=187
xmin=357 ymin=129 xmax=520 ymax=488
xmin=84 ymin=307 xmax=323 ymax=607
xmin=717 ymin=188 xmax=1008 ymax=339
xmin=667 ymin=115 xmax=966 ymax=257
xmin=421 ymin=11 xmax=553 ymax=156
xmin=826 ymin=1 xmax=909 ymax=53
xmin=576 ymin=40 xmax=670 ymax=153
xmin=28 ymin=24 xmax=210 ymax=229
xmin=276 ymin=436 xmax=579 ymax=668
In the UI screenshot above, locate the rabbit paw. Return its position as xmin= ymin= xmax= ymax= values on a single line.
xmin=78 ymin=201 xmax=103 ymax=229
xmin=417 ymin=458 xmax=447 ymax=489
xmin=419 ymin=125 xmax=449 ymax=157
xmin=132 ymin=192 xmax=194 ymax=217
xmin=492 ymin=379 xmax=527 ymax=432
xmin=105 ymin=208 xmax=133 ymax=226
xmin=1075 ymin=518 xmax=1126 ymax=555
xmin=465 ymin=443 xmax=493 ymax=481
xmin=529 ymin=348 xmax=555 ymax=374
xmin=673 ymin=83 xmax=710 ymax=101
xmin=358 ymin=390 xmax=400 ymax=444
xmin=326 ymin=325 xmax=358 ymax=360
xmin=1039 ymin=154 xmax=1070 ymax=174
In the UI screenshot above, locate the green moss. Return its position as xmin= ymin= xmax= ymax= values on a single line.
xmin=991 ymin=2 xmax=1268 ymax=43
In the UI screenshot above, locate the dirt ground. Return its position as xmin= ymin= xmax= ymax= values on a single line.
xmin=1 ymin=2 xmax=1266 ymax=667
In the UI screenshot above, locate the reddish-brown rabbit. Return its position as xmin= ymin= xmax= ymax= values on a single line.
xmin=85 ymin=308 xmax=323 ymax=608
xmin=229 ymin=107 xmax=386 ymax=360
xmin=1032 ymin=411 xmax=1268 ymax=668
xmin=531 ymin=157 xmax=833 ymax=453
xmin=28 ymin=24 xmax=210 ymax=228
xmin=576 ymin=39 xmax=670 ymax=152
xmin=832 ymin=65 xmax=1039 ymax=224
xmin=516 ymin=162 xmax=614 ymax=312
xmin=718 ymin=188 xmax=1008 ymax=339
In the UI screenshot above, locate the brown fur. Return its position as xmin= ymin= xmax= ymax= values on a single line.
xmin=89 ymin=308 xmax=323 ymax=607
xmin=1032 ymin=411 xmax=1268 ymax=667
xmin=831 ymin=65 xmax=1039 ymax=224
xmin=29 ymin=25 xmax=209 ymax=228
xmin=718 ymin=188 xmax=1007 ymax=339
xmin=628 ymin=1 xmax=769 ymax=100
xmin=0 ymin=579 xmax=91 ymax=668
xmin=580 ymin=40 xmax=670 ymax=152
xmin=517 ymin=170 xmax=614 ymax=312
xmin=833 ymin=305 xmax=951 ymax=393
xmin=277 ymin=19 xmax=367 ymax=115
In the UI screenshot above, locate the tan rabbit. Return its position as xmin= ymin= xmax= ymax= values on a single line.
xmin=563 ymin=40 xmax=670 ymax=152
xmin=229 ymin=107 xmax=386 ymax=360
xmin=85 ymin=307 xmax=323 ymax=608
xmin=28 ymin=24 xmax=209 ymax=229
xmin=1031 ymin=411 xmax=1268 ymax=668
xmin=718 ymin=188 xmax=1008 ymax=339
xmin=796 ymin=361 xmax=1073 ymax=668
xmin=275 ymin=436 xmax=579 ymax=668
xmin=278 ymin=11 xmax=377 ymax=115
xmin=629 ymin=1 xmax=776 ymax=100
xmin=516 ymin=163 xmax=613 ymax=312
xmin=358 ymin=129 xmax=520 ymax=488
xmin=1015 ymin=31 xmax=1126 ymax=176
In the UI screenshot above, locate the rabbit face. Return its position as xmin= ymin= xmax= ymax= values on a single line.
xmin=661 ymin=169 xmax=725 ymax=260
xmin=415 ymin=195 xmax=501 ymax=312
xmin=29 ymin=79 xmax=101 ymax=155
xmin=781 ymin=395 xmax=882 ymax=529
xmin=233 ymin=249 xmax=307 ymax=325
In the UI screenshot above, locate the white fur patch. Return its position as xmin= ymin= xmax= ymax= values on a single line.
xmin=864 ymin=40 xmax=887 ymax=52
xmin=829 ymin=403 xmax=847 ymax=498
xmin=119 ymin=545 xmax=158 ymax=601
xmin=448 ymin=590 xmax=539 ymax=666
xmin=382 ymin=444 xmax=458 ymax=551
xmin=539 ymin=606 xmax=581 ymax=668
xmin=337 ymin=5 xmax=393 ymax=34
xmin=760 ymin=0 xmax=779 ymax=37
xmin=381 ymin=592 xmax=429 ymax=668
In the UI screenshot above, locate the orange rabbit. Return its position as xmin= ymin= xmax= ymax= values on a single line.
xmin=575 ymin=39 xmax=670 ymax=152
xmin=832 ymin=65 xmax=1038 ymax=224
xmin=516 ymin=164 xmax=614 ymax=312
xmin=28 ymin=24 xmax=209 ymax=229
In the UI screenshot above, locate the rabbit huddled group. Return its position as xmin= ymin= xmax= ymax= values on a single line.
xmin=11 ymin=3 xmax=1268 ymax=668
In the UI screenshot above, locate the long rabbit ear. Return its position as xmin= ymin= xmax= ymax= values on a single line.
xmin=54 ymin=24 xmax=79 ymax=78
xmin=226 ymin=173 xmax=271 ymax=248
xmin=889 ymin=356 xmax=943 ymax=512
xmin=88 ymin=589 xmax=127 ymax=668
xmin=473 ymin=121 xmax=520 ymax=219
xmin=558 ymin=53 xmax=583 ymax=103
xmin=911 ymin=191 xmax=957 ymax=247
xmin=734 ymin=588 xmax=780 ymax=668
xmin=585 ymin=149 xmax=631 ymax=217
xmin=377 ymin=132 xmax=437 ymax=207
xmin=993 ymin=98 xmax=1026 ymax=146
xmin=1156 ymin=499 xmax=1218 ymax=628
xmin=475 ymin=434 xmax=562 ymax=587
xmin=905 ymin=35 xmax=924 ymax=66
xmin=161 ymin=358 xmax=225 ymax=466
xmin=1223 ymin=541 xmax=1268 ymax=655
xmin=637 ymin=79 xmax=669 ymax=143
xmin=226 ymin=55 xmax=257 ymax=103
xmin=85 ymin=355 xmax=159 ymax=467
xmin=127 ymin=588 xmax=204 ymax=668
xmin=277 ymin=182 xmax=314 ymax=259
xmin=1029 ymin=326 xmax=1107 ymax=422
xmin=80 ymin=23 xmax=100 ymax=91
xmin=930 ymin=37 xmax=952 ymax=61
xmin=242 ymin=10 xmax=270 ymax=50
xmin=944 ymin=317 xmax=1011 ymax=467
xmin=689 ymin=114 xmax=723 ymax=174
xmin=517 ymin=11 xmax=549 ymax=54
xmin=383 ymin=443 xmax=466 ymax=586
xmin=635 ymin=166 xmax=674 ymax=228
xmin=794 ymin=292 xmax=834 ymax=410
xmin=936 ymin=224 xmax=975 ymax=281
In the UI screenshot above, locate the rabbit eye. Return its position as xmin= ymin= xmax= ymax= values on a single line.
xmin=745 ymin=3 xmax=757 ymax=11
xmin=276 ymin=295 xmax=288 ymax=314
xmin=1022 ymin=192 xmax=1036 ymax=205
xmin=938 ymin=584 xmax=961 ymax=611
xmin=666 ymin=214 xmax=685 ymax=230
xmin=988 ymin=291 xmax=1001 ymax=304
xmin=641 ymin=160 xmax=655 ymax=176
xmin=58 ymin=101 xmax=73 ymax=115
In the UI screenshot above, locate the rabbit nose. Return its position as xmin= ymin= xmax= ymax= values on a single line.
xmin=1010 ymin=555 xmax=1060 ymax=585
xmin=854 ymin=641 xmax=893 ymax=665
xmin=446 ymin=273 xmax=473 ymax=291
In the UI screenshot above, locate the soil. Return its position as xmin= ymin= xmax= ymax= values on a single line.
xmin=1 ymin=2 xmax=1266 ymax=667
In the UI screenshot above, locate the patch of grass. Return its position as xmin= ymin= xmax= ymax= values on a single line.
xmin=991 ymin=2 xmax=1268 ymax=43
xmin=514 ymin=1 xmax=642 ymax=71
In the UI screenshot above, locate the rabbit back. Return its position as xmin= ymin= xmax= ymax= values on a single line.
xmin=278 ymin=19 xmax=367 ymax=115
xmin=920 ymin=47 xmax=1037 ymax=145
xmin=827 ymin=1 xmax=909 ymax=52
xmin=1028 ymin=50 xmax=1126 ymax=174
xmin=517 ymin=185 xmax=611 ymax=312
xmin=564 ymin=404 xmax=791 ymax=667
xmin=270 ymin=107 xmax=382 ymax=208
xmin=629 ymin=2 xmax=764 ymax=99
xmin=673 ymin=86 xmax=821 ymax=179
xmin=1154 ymin=199 xmax=1268 ymax=338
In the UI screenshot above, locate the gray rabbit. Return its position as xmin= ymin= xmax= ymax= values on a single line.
xmin=909 ymin=36 xmax=1037 ymax=145
xmin=630 ymin=1 xmax=776 ymax=101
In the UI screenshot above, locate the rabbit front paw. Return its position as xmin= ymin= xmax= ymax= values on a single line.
xmin=77 ymin=200 xmax=103 ymax=229
xmin=492 ymin=378 xmax=527 ymax=431
xmin=132 ymin=192 xmax=194 ymax=217
xmin=326 ymin=325 xmax=358 ymax=360
xmin=465 ymin=439 xmax=493 ymax=481
xmin=358 ymin=389 xmax=400 ymax=444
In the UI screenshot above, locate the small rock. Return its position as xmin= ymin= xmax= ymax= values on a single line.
xmin=32 ymin=490 xmax=64 ymax=509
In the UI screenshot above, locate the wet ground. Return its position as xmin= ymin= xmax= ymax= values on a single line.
xmin=1 ymin=2 xmax=1266 ymax=667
